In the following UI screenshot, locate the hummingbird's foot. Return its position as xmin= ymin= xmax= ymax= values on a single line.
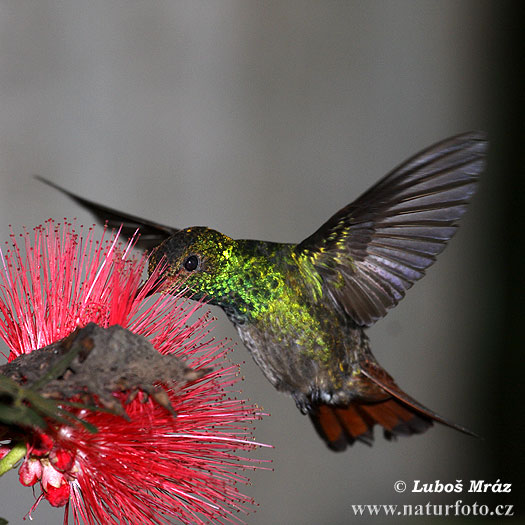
xmin=292 ymin=392 xmax=312 ymax=415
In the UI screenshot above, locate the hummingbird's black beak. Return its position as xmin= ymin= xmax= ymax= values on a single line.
xmin=135 ymin=281 xmax=152 ymax=298
xmin=135 ymin=280 xmax=154 ymax=299
xmin=135 ymin=274 xmax=168 ymax=299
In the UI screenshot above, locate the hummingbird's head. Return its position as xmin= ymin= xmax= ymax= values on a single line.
xmin=148 ymin=226 xmax=238 ymax=304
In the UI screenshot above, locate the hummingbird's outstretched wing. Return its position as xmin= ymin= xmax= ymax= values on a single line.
xmin=35 ymin=176 xmax=178 ymax=250
xmin=295 ymin=132 xmax=487 ymax=327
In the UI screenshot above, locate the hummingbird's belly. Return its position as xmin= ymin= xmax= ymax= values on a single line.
xmin=234 ymin=316 xmax=373 ymax=408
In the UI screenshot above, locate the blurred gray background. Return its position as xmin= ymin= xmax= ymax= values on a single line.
xmin=0 ymin=1 xmax=523 ymax=524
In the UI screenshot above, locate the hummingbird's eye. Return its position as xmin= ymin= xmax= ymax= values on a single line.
xmin=183 ymin=254 xmax=200 ymax=272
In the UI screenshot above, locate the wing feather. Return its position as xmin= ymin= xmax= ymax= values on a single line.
xmin=296 ymin=131 xmax=487 ymax=326
xmin=36 ymin=176 xmax=177 ymax=250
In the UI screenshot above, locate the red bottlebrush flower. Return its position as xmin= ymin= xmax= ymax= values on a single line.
xmin=0 ymin=220 xmax=269 ymax=524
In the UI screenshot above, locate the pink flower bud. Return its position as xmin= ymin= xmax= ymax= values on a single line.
xmin=41 ymin=462 xmax=66 ymax=490
xmin=19 ymin=458 xmax=42 ymax=487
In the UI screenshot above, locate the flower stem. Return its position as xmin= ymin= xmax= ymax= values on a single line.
xmin=0 ymin=442 xmax=26 ymax=476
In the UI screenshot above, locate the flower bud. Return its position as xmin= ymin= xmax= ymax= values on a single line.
xmin=19 ymin=458 xmax=42 ymax=487
xmin=49 ymin=448 xmax=74 ymax=472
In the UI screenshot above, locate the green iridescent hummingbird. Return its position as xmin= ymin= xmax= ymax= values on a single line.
xmin=38 ymin=132 xmax=486 ymax=451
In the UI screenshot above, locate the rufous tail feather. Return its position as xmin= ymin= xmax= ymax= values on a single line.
xmin=310 ymin=360 xmax=476 ymax=452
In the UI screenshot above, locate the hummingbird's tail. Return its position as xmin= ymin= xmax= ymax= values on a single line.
xmin=309 ymin=360 xmax=476 ymax=452
xmin=309 ymin=398 xmax=430 ymax=451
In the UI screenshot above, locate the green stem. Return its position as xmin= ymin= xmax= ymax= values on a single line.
xmin=0 ymin=442 xmax=26 ymax=476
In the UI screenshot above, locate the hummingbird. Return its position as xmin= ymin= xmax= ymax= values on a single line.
xmin=37 ymin=131 xmax=486 ymax=451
